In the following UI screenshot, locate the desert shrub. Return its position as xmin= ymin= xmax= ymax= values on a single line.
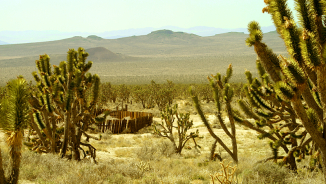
xmin=135 ymin=140 xmax=162 ymax=161
xmin=14 ymin=148 xmax=150 ymax=183
xmin=191 ymin=173 xmax=206 ymax=181
xmin=114 ymin=148 xmax=133 ymax=158
xmin=135 ymin=139 xmax=176 ymax=161
xmin=175 ymin=178 xmax=191 ymax=184
xmin=137 ymin=126 xmax=153 ymax=134
xmin=157 ymin=139 xmax=176 ymax=157
xmin=106 ymin=173 xmax=128 ymax=184
xmin=241 ymin=162 xmax=292 ymax=184
xmin=101 ymin=132 xmax=112 ymax=141
xmin=133 ymin=173 xmax=161 ymax=184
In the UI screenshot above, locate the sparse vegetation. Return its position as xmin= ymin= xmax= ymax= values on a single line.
xmin=2 ymin=0 xmax=326 ymax=183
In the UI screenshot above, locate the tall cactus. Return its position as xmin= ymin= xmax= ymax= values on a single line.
xmin=0 ymin=77 xmax=30 ymax=184
xmin=27 ymin=47 xmax=100 ymax=162
xmin=246 ymin=0 xmax=326 ymax=178
xmin=191 ymin=64 xmax=238 ymax=163
xmin=234 ymin=59 xmax=314 ymax=170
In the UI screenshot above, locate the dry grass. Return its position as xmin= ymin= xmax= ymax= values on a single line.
xmin=0 ymin=100 xmax=324 ymax=183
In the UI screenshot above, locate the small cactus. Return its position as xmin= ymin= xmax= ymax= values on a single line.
xmin=153 ymin=104 xmax=200 ymax=154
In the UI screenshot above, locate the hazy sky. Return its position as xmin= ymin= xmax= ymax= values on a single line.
xmin=1 ymin=0 xmax=296 ymax=32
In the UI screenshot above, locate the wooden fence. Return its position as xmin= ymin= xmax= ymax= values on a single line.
xmin=97 ymin=110 xmax=153 ymax=134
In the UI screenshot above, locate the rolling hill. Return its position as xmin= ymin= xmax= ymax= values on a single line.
xmin=0 ymin=30 xmax=287 ymax=85
xmin=0 ymin=47 xmax=136 ymax=68
xmin=86 ymin=47 xmax=133 ymax=61
xmin=0 ymin=30 xmax=286 ymax=59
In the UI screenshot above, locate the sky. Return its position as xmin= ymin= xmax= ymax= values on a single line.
xmin=0 ymin=0 xmax=297 ymax=32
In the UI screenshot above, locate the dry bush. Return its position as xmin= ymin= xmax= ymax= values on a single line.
xmin=16 ymin=149 xmax=146 ymax=183
xmin=135 ymin=139 xmax=176 ymax=161
xmin=114 ymin=148 xmax=134 ymax=158
xmin=132 ymin=173 xmax=161 ymax=184
xmin=241 ymin=162 xmax=292 ymax=184
xmin=101 ymin=130 xmax=113 ymax=140
xmin=106 ymin=173 xmax=127 ymax=184
xmin=114 ymin=136 xmax=133 ymax=148
xmin=136 ymin=126 xmax=153 ymax=134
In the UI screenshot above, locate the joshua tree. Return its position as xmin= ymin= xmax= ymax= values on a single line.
xmin=233 ymin=59 xmax=312 ymax=170
xmin=191 ymin=65 xmax=238 ymax=163
xmin=245 ymin=0 xmax=326 ymax=178
xmin=0 ymin=77 xmax=30 ymax=184
xmin=132 ymin=85 xmax=151 ymax=109
xmin=100 ymin=82 xmax=118 ymax=103
xmin=149 ymin=80 xmax=176 ymax=110
xmin=153 ymin=104 xmax=200 ymax=154
xmin=27 ymin=47 xmax=101 ymax=162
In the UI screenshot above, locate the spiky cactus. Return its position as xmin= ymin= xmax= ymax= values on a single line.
xmin=245 ymin=0 xmax=326 ymax=178
xmin=0 ymin=76 xmax=30 ymax=184
xmin=153 ymin=104 xmax=200 ymax=154
xmin=27 ymin=47 xmax=100 ymax=162
xmin=191 ymin=64 xmax=238 ymax=163
xmin=233 ymin=59 xmax=314 ymax=170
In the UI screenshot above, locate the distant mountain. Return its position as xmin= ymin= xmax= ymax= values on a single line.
xmin=0 ymin=30 xmax=286 ymax=59
xmin=86 ymin=47 xmax=132 ymax=62
xmin=87 ymin=35 xmax=104 ymax=40
xmin=0 ymin=46 xmax=134 ymax=68
xmin=0 ymin=40 xmax=8 ymax=45
xmin=0 ymin=29 xmax=288 ymax=85
xmin=0 ymin=25 xmax=276 ymax=44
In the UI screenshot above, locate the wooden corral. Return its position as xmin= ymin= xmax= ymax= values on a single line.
xmin=97 ymin=105 xmax=153 ymax=134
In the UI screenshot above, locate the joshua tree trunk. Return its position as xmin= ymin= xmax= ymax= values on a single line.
xmin=7 ymin=131 xmax=23 ymax=184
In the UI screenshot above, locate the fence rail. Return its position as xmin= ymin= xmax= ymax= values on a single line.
xmin=97 ymin=110 xmax=153 ymax=134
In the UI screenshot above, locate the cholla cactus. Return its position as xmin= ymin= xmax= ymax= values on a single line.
xmin=191 ymin=64 xmax=238 ymax=163
xmin=28 ymin=47 xmax=100 ymax=162
xmin=244 ymin=0 xmax=326 ymax=176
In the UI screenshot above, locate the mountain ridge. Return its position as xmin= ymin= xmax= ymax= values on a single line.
xmin=0 ymin=25 xmax=276 ymax=44
xmin=0 ymin=30 xmax=286 ymax=59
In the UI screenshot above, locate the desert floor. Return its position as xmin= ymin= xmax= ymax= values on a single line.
xmin=0 ymin=99 xmax=323 ymax=184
